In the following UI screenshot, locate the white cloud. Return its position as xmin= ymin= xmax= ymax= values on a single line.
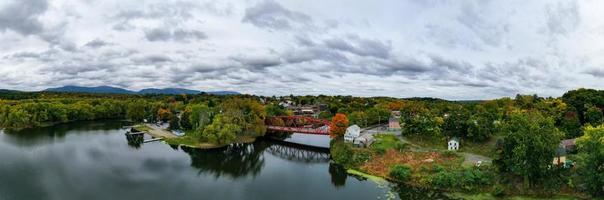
xmin=0 ymin=0 xmax=603 ymax=100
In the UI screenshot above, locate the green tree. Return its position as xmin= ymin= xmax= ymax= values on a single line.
xmin=68 ymin=102 xmax=95 ymax=121
xmin=584 ymin=104 xmax=603 ymax=125
xmin=7 ymin=106 xmax=32 ymax=128
xmin=366 ymin=106 xmax=390 ymax=125
xmin=169 ymin=114 xmax=181 ymax=130
xmin=576 ymin=125 xmax=604 ymax=197
xmin=220 ymin=98 xmax=266 ymax=137
xmin=562 ymin=88 xmax=604 ymax=124
xmin=265 ymin=104 xmax=286 ymax=117
xmin=442 ymin=105 xmax=469 ymax=138
xmin=318 ymin=111 xmax=332 ymax=119
xmin=560 ymin=110 xmax=582 ymax=138
xmin=180 ymin=108 xmax=193 ymax=130
xmin=494 ymin=111 xmax=563 ymax=188
xmin=203 ymin=114 xmax=239 ymax=144
xmin=189 ymin=104 xmax=212 ymax=131
xmin=348 ymin=111 xmax=368 ymax=127
xmin=400 ymin=102 xmax=443 ymax=138
xmin=466 ymin=116 xmax=492 ymax=142
xmin=126 ymin=100 xmax=147 ymax=122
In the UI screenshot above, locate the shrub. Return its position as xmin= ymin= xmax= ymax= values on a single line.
xmin=390 ymin=165 xmax=412 ymax=182
xmin=373 ymin=145 xmax=387 ymax=155
xmin=395 ymin=142 xmax=407 ymax=151
xmin=352 ymin=150 xmax=372 ymax=165
xmin=492 ymin=184 xmax=505 ymax=197
xmin=428 ymin=167 xmax=493 ymax=191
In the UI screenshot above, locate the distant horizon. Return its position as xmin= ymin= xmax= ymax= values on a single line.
xmin=1 ymin=84 xmax=597 ymax=101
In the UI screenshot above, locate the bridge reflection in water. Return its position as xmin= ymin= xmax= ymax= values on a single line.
xmin=265 ymin=139 xmax=331 ymax=163
xmin=175 ymin=137 xmax=333 ymax=177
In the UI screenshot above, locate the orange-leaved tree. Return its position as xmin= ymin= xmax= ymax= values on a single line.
xmin=157 ymin=108 xmax=172 ymax=122
xmin=329 ymin=113 xmax=349 ymax=138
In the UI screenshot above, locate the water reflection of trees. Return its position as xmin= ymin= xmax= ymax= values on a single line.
xmin=181 ymin=142 xmax=267 ymax=179
xmin=125 ymin=133 xmax=143 ymax=149
xmin=1 ymin=120 xmax=130 ymax=146
xmin=328 ymin=163 xmax=347 ymax=187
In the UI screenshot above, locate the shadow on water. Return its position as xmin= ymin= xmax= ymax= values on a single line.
xmin=0 ymin=120 xmax=131 ymax=147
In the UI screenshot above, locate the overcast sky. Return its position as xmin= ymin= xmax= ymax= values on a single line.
xmin=1 ymin=0 xmax=603 ymax=99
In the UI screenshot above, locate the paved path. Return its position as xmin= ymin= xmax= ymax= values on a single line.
xmin=145 ymin=124 xmax=177 ymax=138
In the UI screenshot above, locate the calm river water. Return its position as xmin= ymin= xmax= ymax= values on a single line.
xmin=0 ymin=121 xmax=447 ymax=200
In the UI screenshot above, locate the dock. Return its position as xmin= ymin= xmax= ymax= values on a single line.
xmin=143 ymin=138 xmax=163 ymax=143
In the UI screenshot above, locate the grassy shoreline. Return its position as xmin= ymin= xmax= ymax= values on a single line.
xmin=164 ymin=134 xmax=257 ymax=149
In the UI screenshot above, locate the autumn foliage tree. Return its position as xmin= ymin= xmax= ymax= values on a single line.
xmin=388 ymin=101 xmax=404 ymax=111
xmin=157 ymin=108 xmax=172 ymax=122
xmin=330 ymin=113 xmax=349 ymax=138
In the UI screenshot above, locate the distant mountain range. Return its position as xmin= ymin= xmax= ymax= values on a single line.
xmin=43 ymin=85 xmax=239 ymax=95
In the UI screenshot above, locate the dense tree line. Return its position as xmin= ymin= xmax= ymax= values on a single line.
xmin=0 ymin=99 xmax=130 ymax=128
xmin=398 ymin=89 xmax=602 ymax=142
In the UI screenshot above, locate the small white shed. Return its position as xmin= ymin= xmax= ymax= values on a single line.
xmin=344 ymin=125 xmax=361 ymax=143
xmin=448 ymin=137 xmax=460 ymax=151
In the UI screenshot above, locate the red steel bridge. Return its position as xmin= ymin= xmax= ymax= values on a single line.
xmin=266 ymin=116 xmax=331 ymax=135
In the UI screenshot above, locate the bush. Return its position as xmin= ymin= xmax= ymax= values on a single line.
xmin=373 ymin=145 xmax=387 ymax=155
xmin=492 ymin=184 xmax=505 ymax=197
xmin=390 ymin=165 xmax=412 ymax=182
xmin=428 ymin=167 xmax=493 ymax=191
xmin=352 ymin=150 xmax=372 ymax=165
xmin=395 ymin=142 xmax=407 ymax=151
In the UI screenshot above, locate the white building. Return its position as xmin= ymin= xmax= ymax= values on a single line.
xmin=448 ymin=137 xmax=460 ymax=151
xmin=344 ymin=125 xmax=361 ymax=143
